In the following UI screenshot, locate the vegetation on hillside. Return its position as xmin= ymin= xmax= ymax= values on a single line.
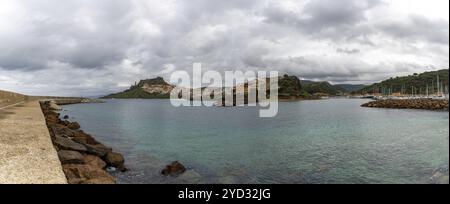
xmin=335 ymin=84 xmax=367 ymax=92
xmin=278 ymin=75 xmax=308 ymax=97
xmin=301 ymin=81 xmax=347 ymax=96
xmin=354 ymin=69 xmax=449 ymax=95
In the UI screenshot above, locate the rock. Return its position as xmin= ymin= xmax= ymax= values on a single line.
xmin=58 ymin=150 xmax=84 ymax=165
xmin=62 ymin=164 xmax=116 ymax=184
xmin=45 ymin=113 xmax=60 ymax=124
xmin=161 ymin=161 xmax=186 ymax=177
xmin=83 ymin=155 xmax=107 ymax=170
xmin=53 ymin=135 xmax=87 ymax=152
xmin=72 ymin=130 xmax=100 ymax=145
xmin=48 ymin=101 xmax=62 ymax=111
xmin=59 ymin=120 xmax=70 ymax=126
xmin=104 ymin=152 xmax=127 ymax=172
xmin=84 ymin=143 xmax=112 ymax=157
xmin=67 ymin=122 xmax=81 ymax=130
xmin=50 ymin=124 xmax=76 ymax=138
xmin=63 ymin=115 xmax=69 ymax=119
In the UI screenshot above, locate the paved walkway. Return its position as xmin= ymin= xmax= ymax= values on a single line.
xmin=0 ymin=100 xmax=67 ymax=184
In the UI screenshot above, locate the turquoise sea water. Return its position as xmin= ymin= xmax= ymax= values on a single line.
xmin=62 ymin=99 xmax=449 ymax=184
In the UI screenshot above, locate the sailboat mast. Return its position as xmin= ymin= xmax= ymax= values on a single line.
xmin=437 ymin=75 xmax=440 ymax=95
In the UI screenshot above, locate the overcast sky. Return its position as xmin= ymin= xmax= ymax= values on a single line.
xmin=0 ymin=0 xmax=448 ymax=96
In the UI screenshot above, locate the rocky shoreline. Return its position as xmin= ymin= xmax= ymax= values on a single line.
xmin=362 ymin=99 xmax=449 ymax=110
xmin=40 ymin=100 xmax=126 ymax=184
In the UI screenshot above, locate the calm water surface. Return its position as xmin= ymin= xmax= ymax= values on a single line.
xmin=63 ymin=99 xmax=449 ymax=184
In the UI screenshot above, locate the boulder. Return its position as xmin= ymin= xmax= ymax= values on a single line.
xmin=45 ymin=113 xmax=60 ymax=124
xmin=63 ymin=115 xmax=69 ymax=119
xmin=84 ymin=143 xmax=112 ymax=157
xmin=83 ymin=155 xmax=107 ymax=170
xmin=67 ymin=122 xmax=81 ymax=130
xmin=48 ymin=101 xmax=62 ymax=111
xmin=58 ymin=150 xmax=84 ymax=164
xmin=59 ymin=120 xmax=70 ymax=126
xmin=104 ymin=152 xmax=127 ymax=172
xmin=50 ymin=124 xmax=76 ymax=138
xmin=72 ymin=130 xmax=100 ymax=145
xmin=161 ymin=161 xmax=186 ymax=177
xmin=53 ymin=135 xmax=87 ymax=152
xmin=62 ymin=164 xmax=116 ymax=184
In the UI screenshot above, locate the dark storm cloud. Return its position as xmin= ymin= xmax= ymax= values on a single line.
xmin=297 ymin=0 xmax=383 ymax=32
xmin=263 ymin=0 xmax=383 ymax=41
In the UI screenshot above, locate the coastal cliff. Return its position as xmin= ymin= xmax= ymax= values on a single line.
xmin=102 ymin=77 xmax=174 ymax=99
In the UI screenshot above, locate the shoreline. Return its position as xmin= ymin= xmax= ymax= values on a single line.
xmin=40 ymin=100 xmax=126 ymax=184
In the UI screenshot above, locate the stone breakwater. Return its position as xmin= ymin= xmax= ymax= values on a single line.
xmin=0 ymin=101 xmax=67 ymax=184
xmin=362 ymin=99 xmax=449 ymax=110
xmin=40 ymin=101 xmax=126 ymax=184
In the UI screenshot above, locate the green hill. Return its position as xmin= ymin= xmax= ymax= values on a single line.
xmin=301 ymin=81 xmax=347 ymax=96
xmin=102 ymin=75 xmax=372 ymax=100
xmin=334 ymin=84 xmax=367 ymax=92
xmin=354 ymin=69 xmax=449 ymax=95
xmin=278 ymin=75 xmax=306 ymax=97
xmin=102 ymin=77 xmax=174 ymax=99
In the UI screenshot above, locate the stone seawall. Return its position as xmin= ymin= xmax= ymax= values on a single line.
xmin=0 ymin=101 xmax=67 ymax=184
xmin=362 ymin=99 xmax=449 ymax=110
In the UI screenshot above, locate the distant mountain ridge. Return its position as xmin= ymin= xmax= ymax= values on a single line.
xmin=335 ymin=84 xmax=367 ymax=92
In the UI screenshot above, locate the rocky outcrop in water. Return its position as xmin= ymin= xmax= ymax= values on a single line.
xmin=361 ymin=99 xmax=449 ymax=110
xmin=40 ymin=101 xmax=127 ymax=184
xmin=105 ymin=151 xmax=127 ymax=172
xmin=161 ymin=161 xmax=186 ymax=177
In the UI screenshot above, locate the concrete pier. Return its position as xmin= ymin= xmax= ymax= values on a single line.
xmin=0 ymin=100 xmax=67 ymax=184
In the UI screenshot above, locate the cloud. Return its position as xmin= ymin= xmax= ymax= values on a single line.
xmin=0 ymin=0 xmax=448 ymax=95
xmin=378 ymin=14 xmax=449 ymax=45
xmin=337 ymin=48 xmax=361 ymax=54
xmin=263 ymin=0 xmax=383 ymax=41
